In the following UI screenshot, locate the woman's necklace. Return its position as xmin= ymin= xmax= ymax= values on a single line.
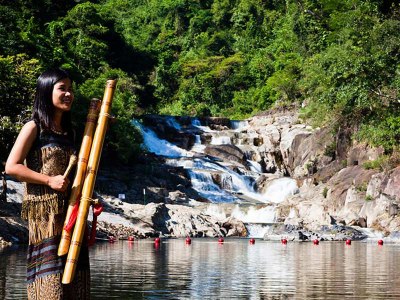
xmin=51 ymin=126 xmax=65 ymax=135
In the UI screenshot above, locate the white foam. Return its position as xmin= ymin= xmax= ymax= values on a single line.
xmin=231 ymin=120 xmax=249 ymax=131
xmin=211 ymin=136 xmax=232 ymax=145
xmin=231 ymin=205 xmax=277 ymax=223
xmin=248 ymin=160 xmax=263 ymax=173
xmin=246 ymin=224 xmax=271 ymax=238
xmin=204 ymin=204 xmax=227 ymax=219
xmin=262 ymin=178 xmax=299 ymax=203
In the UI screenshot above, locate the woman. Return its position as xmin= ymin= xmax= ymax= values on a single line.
xmin=6 ymin=68 xmax=90 ymax=299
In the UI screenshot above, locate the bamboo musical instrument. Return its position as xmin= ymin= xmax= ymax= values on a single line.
xmin=62 ymin=80 xmax=116 ymax=284
xmin=58 ymin=98 xmax=101 ymax=256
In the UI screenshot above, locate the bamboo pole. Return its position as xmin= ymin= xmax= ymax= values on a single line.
xmin=58 ymin=98 xmax=101 ymax=256
xmin=62 ymin=80 xmax=116 ymax=284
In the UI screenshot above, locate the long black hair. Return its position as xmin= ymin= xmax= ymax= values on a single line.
xmin=31 ymin=68 xmax=73 ymax=135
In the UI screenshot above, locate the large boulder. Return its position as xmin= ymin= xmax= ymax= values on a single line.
xmin=288 ymin=126 xmax=335 ymax=178
xmin=219 ymin=216 xmax=248 ymax=237
xmin=204 ymin=144 xmax=249 ymax=169
xmin=327 ymin=166 xmax=378 ymax=212
xmin=197 ymin=117 xmax=232 ymax=128
xmin=279 ymin=125 xmax=313 ymax=176
xmin=129 ymin=203 xmax=227 ymax=238
xmin=383 ymin=167 xmax=400 ymax=201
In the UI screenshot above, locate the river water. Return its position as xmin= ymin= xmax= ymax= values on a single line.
xmin=1 ymin=239 xmax=400 ymax=299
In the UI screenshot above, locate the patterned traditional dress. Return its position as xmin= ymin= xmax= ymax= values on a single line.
xmin=22 ymin=122 xmax=90 ymax=300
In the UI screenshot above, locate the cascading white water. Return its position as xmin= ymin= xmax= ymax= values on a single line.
xmin=132 ymin=120 xmax=188 ymax=157
xmin=191 ymin=135 xmax=206 ymax=152
xmin=168 ymin=157 xmax=267 ymax=203
xmin=134 ymin=117 xmax=301 ymax=228
xmin=231 ymin=205 xmax=277 ymax=223
xmin=191 ymin=118 xmax=215 ymax=133
xmin=188 ymin=170 xmax=238 ymax=203
xmin=203 ymin=203 xmax=276 ymax=238
xmin=204 ymin=204 xmax=227 ymax=219
xmin=247 ymin=160 xmax=263 ymax=173
xmin=263 ymin=178 xmax=299 ymax=203
xmin=246 ymin=224 xmax=271 ymax=238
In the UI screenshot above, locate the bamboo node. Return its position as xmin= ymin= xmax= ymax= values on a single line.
xmin=99 ymin=112 xmax=113 ymax=118
xmin=80 ymin=197 xmax=99 ymax=206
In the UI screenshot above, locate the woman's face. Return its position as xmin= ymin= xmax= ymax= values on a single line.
xmin=52 ymin=77 xmax=74 ymax=112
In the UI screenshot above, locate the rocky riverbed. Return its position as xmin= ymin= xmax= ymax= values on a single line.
xmin=1 ymin=105 xmax=400 ymax=246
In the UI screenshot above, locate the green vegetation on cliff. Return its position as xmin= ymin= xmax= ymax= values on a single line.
xmin=0 ymin=0 xmax=399 ymax=162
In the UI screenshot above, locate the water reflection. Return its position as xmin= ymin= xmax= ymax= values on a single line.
xmin=0 ymin=245 xmax=27 ymax=300
xmin=1 ymin=239 xmax=400 ymax=299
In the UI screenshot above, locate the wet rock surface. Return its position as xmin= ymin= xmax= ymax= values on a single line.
xmin=204 ymin=144 xmax=249 ymax=169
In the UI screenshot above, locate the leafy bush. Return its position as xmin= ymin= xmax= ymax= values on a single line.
xmin=0 ymin=54 xmax=41 ymax=161
xmin=362 ymin=160 xmax=380 ymax=170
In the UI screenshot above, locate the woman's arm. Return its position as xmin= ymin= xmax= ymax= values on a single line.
xmin=5 ymin=121 xmax=70 ymax=191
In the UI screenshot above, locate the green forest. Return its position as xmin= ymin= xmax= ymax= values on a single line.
xmin=1 ymin=0 xmax=399 ymax=163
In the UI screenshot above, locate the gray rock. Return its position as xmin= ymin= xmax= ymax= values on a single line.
xmin=204 ymin=144 xmax=249 ymax=169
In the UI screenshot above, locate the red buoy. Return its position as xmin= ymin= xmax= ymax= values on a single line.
xmin=249 ymin=238 xmax=255 ymax=244
xmin=314 ymin=239 xmax=319 ymax=245
xmin=155 ymin=237 xmax=161 ymax=244
xmin=281 ymin=238 xmax=287 ymax=245
xmin=128 ymin=236 xmax=134 ymax=242
xmin=346 ymin=239 xmax=352 ymax=245
xmin=218 ymin=237 xmax=224 ymax=243
xmin=186 ymin=237 xmax=192 ymax=244
xmin=109 ymin=236 xmax=115 ymax=243
xmin=378 ymin=240 xmax=384 ymax=246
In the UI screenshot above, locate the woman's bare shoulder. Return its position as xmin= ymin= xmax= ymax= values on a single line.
xmin=19 ymin=120 xmax=38 ymax=139
xmin=23 ymin=120 xmax=37 ymax=131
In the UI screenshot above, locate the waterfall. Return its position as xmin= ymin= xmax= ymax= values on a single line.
xmin=263 ymin=178 xmax=299 ymax=203
xmin=132 ymin=120 xmax=188 ymax=157
xmin=202 ymin=203 xmax=277 ymax=238
xmin=204 ymin=204 xmax=227 ymax=219
xmin=231 ymin=205 xmax=277 ymax=223
xmin=191 ymin=118 xmax=215 ymax=132
xmin=191 ymin=135 xmax=206 ymax=152
xmin=188 ymin=170 xmax=238 ymax=203
xmin=168 ymin=157 xmax=267 ymax=203
xmin=134 ymin=117 xmax=300 ymax=217
xmin=246 ymin=224 xmax=271 ymax=238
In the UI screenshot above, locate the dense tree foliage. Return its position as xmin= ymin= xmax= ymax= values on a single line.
xmin=0 ymin=0 xmax=399 ymax=162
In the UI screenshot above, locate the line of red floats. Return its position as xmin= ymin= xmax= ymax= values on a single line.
xmin=110 ymin=236 xmax=385 ymax=246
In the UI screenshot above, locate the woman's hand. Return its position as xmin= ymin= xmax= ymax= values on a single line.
xmin=47 ymin=175 xmax=70 ymax=192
